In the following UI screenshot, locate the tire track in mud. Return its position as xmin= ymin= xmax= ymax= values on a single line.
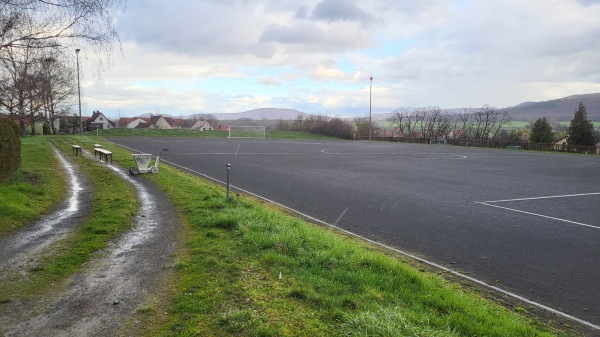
xmin=1 ymin=149 xmax=180 ymax=337
xmin=0 ymin=145 xmax=91 ymax=275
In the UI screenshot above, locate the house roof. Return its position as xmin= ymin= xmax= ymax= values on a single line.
xmin=88 ymin=110 xmax=115 ymax=126
xmin=119 ymin=117 xmax=136 ymax=125
xmin=191 ymin=120 xmax=216 ymax=129
xmin=150 ymin=115 xmax=165 ymax=124
xmin=169 ymin=117 xmax=185 ymax=127
xmin=135 ymin=122 xmax=152 ymax=129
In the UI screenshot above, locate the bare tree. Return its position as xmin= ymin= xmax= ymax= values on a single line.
xmin=354 ymin=116 xmax=379 ymax=138
xmin=0 ymin=42 xmax=39 ymax=135
xmin=39 ymin=54 xmax=76 ymax=133
xmin=0 ymin=0 xmax=125 ymax=54
xmin=275 ymin=119 xmax=290 ymax=131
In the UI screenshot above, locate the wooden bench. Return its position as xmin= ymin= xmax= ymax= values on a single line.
xmin=93 ymin=144 xmax=102 ymax=149
xmin=95 ymin=148 xmax=113 ymax=164
xmin=72 ymin=145 xmax=82 ymax=156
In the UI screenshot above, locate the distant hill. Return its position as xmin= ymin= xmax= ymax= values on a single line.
xmin=367 ymin=94 xmax=600 ymax=122
xmin=211 ymin=108 xmax=302 ymax=121
xmin=134 ymin=94 xmax=600 ymax=122
xmin=499 ymin=93 xmax=600 ymax=122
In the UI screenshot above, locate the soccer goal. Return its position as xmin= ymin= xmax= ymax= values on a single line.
xmin=429 ymin=137 xmax=447 ymax=145
xmin=228 ymin=125 xmax=266 ymax=139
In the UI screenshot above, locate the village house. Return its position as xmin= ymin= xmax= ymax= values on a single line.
xmin=119 ymin=115 xmax=184 ymax=129
xmin=86 ymin=111 xmax=116 ymax=131
xmin=190 ymin=120 xmax=230 ymax=131
xmin=190 ymin=120 xmax=215 ymax=131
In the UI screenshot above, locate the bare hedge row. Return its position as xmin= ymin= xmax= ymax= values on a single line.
xmin=0 ymin=119 xmax=21 ymax=181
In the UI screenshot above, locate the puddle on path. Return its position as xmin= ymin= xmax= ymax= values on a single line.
xmin=0 ymin=146 xmax=87 ymax=271
xmin=2 ymin=159 xmax=179 ymax=337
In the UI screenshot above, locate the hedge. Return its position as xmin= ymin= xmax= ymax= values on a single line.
xmin=0 ymin=119 xmax=21 ymax=181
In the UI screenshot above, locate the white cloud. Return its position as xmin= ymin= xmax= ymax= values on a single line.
xmin=81 ymin=0 xmax=600 ymax=119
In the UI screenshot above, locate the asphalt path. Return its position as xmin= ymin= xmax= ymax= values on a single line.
xmin=108 ymin=137 xmax=600 ymax=328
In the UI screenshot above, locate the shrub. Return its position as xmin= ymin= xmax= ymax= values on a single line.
xmin=0 ymin=119 xmax=21 ymax=182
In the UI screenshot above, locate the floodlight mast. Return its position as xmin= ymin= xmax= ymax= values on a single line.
xmin=369 ymin=76 xmax=373 ymax=141
xmin=75 ymin=48 xmax=82 ymax=135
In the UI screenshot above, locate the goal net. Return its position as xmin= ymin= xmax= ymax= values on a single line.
xmin=429 ymin=137 xmax=447 ymax=145
xmin=228 ymin=126 xmax=266 ymax=139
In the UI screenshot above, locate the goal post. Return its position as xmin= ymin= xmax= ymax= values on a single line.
xmin=228 ymin=125 xmax=266 ymax=139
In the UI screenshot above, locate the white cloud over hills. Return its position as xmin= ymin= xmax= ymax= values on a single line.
xmin=79 ymin=0 xmax=600 ymax=119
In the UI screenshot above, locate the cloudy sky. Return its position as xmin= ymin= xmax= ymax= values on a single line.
xmin=79 ymin=0 xmax=600 ymax=119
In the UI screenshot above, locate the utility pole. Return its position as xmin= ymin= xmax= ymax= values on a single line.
xmin=76 ymin=48 xmax=82 ymax=134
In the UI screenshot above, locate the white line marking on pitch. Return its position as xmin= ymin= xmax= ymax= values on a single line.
xmin=483 ymin=192 xmax=600 ymax=203
xmin=235 ymin=144 xmax=241 ymax=158
xmin=104 ymin=139 xmax=600 ymax=332
xmin=169 ymin=152 xmax=314 ymax=155
xmin=477 ymin=202 xmax=600 ymax=230
xmin=141 ymin=137 xmax=164 ymax=142
xmin=320 ymin=149 xmax=468 ymax=159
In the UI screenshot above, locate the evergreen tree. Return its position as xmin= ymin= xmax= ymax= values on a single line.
xmin=568 ymin=102 xmax=596 ymax=146
xmin=529 ymin=117 xmax=554 ymax=143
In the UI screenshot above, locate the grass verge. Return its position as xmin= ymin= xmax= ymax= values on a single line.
xmin=89 ymin=144 xmax=559 ymax=336
xmin=0 ymin=136 xmax=137 ymax=299
xmin=0 ymin=137 xmax=65 ymax=236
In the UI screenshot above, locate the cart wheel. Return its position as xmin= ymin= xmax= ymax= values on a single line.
xmin=130 ymin=167 xmax=140 ymax=175
xmin=150 ymin=166 xmax=158 ymax=174
xmin=129 ymin=167 xmax=134 ymax=175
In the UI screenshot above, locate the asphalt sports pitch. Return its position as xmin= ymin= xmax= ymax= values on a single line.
xmin=108 ymin=136 xmax=600 ymax=330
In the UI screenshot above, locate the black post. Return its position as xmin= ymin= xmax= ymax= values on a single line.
xmin=226 ymin=163 xmax=231 ymax=202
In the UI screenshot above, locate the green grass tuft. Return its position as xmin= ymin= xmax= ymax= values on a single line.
xmin=0 ymin=137 xmax=65 ymax=236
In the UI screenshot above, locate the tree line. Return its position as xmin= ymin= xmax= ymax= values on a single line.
xmin=385 ymin=105 xmax=511 ymax=141
xmin=529 ymin=102 xmax=597 ymax=146
xmin=275 ymin=102 xmax=598 ymax=149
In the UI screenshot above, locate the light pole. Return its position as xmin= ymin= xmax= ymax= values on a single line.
xmin=369 ymin=76 xmax=373 ymax=141
xmin=75 ymin=48 xmax=82 ymax=134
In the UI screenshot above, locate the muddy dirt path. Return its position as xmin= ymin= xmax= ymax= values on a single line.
xmin=1 ymin=149 xmax=180 ymax=337
xmin=0 ymin=146 xmax=91 ymax=272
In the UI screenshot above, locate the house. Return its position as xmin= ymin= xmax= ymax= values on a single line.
xmin=118 ymin=117 xmax=139 ymax=128
xmin=57 ymin=115 xmax=91 ymax=134
xmin=554 ymin=136 xmax=569 ymax=146
xmin=133 ymin=115 xmax=172 ymax=129
xmin=150 ymin=115 xmax=172 ymax=129
xmin=123 ymin=117 xmax=149 ymax=129
xmin=163 ymin=116 xmax=184 ymax=129
xmin=134 ymin=122 xmax=154 ymax=129
xmin=191 ymin=120 xmax=215 ymax=131
xmin=215 ymin=124 xmax=230 ymax=131
xmin=86 ymin=111 xmax=115 ymax=131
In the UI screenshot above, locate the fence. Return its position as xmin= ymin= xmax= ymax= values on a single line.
xmin=357 ymin=136 xmax=600 ymax=155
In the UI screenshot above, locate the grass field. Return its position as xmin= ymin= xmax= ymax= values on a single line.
xmin=0 ymin=137 xmax=65 ymax=236
xmin=1 ymin=135 xmax=568 ymax=336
